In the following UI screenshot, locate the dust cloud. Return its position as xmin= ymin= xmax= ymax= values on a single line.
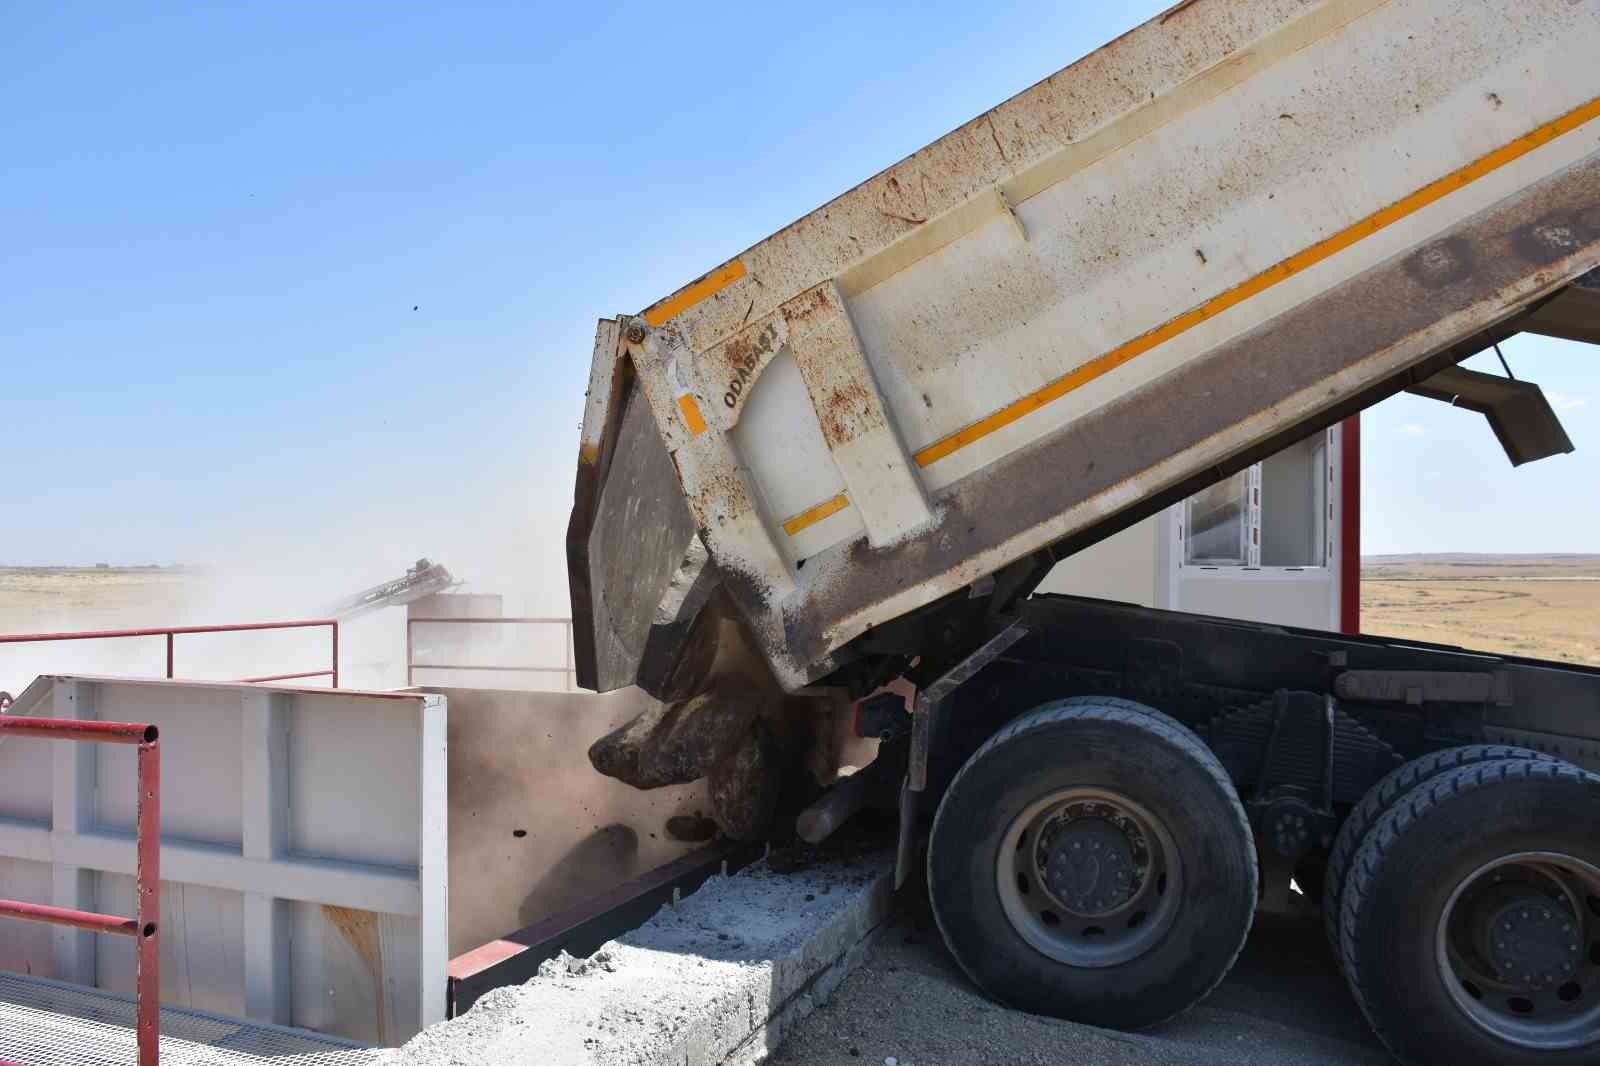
xmin=0 ymin=498 xmax=724 ymax=953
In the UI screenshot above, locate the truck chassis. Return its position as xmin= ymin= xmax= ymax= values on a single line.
xmin=900 ymin=593 xmax=1600 ymax=1063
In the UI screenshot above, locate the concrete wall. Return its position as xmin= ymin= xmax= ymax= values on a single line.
xmin=432 ymin=686 xmax=711 ymax=959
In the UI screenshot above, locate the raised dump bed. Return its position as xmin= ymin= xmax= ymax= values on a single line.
xmin=569 ymin=0 xmax=1600 ymax=700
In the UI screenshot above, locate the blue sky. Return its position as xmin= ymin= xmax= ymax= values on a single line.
xmin=3 ymin=3 xmax=1596 ymax=606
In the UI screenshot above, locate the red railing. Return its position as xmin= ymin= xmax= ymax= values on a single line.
xmin=405 ymin=617 xmax=575 ymax=690
xmin=0 ymin=619 xmax=339 ymax=688
xmin=0 ymin=716 xmax=161 ymax=1066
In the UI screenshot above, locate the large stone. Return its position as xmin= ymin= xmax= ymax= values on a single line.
xmin=706 ymin=717 xmax=783 ymax=841
xmin=587 ymin=680 xmax=768 ymax=790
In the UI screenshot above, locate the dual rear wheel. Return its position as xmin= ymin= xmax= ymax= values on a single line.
xmin=1334 ymin=756 xmax=1600 ymax=1064
xmin=928 ymin=699 xmax=1600 ymax=1064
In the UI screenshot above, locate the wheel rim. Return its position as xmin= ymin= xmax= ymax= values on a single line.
xmin=996 ymin=786 xmax=1183 ymax=968
xmin=1436 ymin=851 xmax=1600 ymax=1051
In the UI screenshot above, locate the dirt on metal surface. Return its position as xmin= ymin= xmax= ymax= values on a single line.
xmin=784 ymin=158 xmax=1600 ymax=670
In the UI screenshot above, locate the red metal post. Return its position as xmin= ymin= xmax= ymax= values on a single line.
xmin=0 ymin=717 xmax=157 ymax=744
xmin=0 ymin=618 xmax=342 ymax=690
xmin=136 ymin=738 xmax=161 ymax=1066
xmin=0 ymin=619 xmax=339 ymax=644
xmin=1340 ymin=414 xmax=1361 ymax=635
xmin=0 ymin=899 xmax=141 ymax=935
xmin=235 ymin=670 xmax=335 ymax=684
xmin=0 ymin=717 xmax=160 ymax=1066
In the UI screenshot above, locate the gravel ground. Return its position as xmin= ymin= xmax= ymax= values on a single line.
xmin=773 ymin=897 xmax=1394 ymax=1066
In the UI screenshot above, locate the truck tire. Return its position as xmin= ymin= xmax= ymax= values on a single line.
xmin=928 ymin=699 xmax=1256 ymax=1030
xmin=1323 ymin=744 xmax=1560 ymax=956
xmin=1340 ymin=758 xmax=1600 ymax=1065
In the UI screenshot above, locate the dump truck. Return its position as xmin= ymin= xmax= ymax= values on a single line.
xmin=567 ymin=1 xmax=1600 ymax=1062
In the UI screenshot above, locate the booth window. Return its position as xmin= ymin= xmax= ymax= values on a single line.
xmin=1183 ymin=431 xmax=1330 ymax=569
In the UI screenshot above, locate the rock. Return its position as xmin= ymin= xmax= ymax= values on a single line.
xmin=707 ymin=716 xmax=783 ymax=839
xmin=588 ymin=680 xmax=770 ymax=790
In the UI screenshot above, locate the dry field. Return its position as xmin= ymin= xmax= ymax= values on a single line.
xmin=2 ymin=556 xmax=1596 ymax=696
xmin=0 ymin=567 xmax=213 ymax=696
xmin=1362 ymin=554 xmax=1600 ymax=667
xmin=0 ymin=567 xmax=204 ymax=634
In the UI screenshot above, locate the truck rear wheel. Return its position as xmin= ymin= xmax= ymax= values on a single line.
xmin=1340 ymin=758 xmax=1600 ymax=1064
xmin=927 ymin=699 xmax=1256 ymax=1029
xmin=1323 ymin=744 xmax=1560 ymax=956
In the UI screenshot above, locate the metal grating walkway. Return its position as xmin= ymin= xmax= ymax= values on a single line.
xmin=0 ymin=973 xmax=378 ymax=1066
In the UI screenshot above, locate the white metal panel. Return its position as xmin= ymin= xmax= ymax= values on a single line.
xmin=0 ymin=731 xmax=52 ymax=823
xmin=290 ymin=902 xmax=421 ymax=1046
xmin=0 ymin=858 xmax=53 ymax=973
xmin=731 ymin=350 xmax=862 ymax=564
xmin=0 ymin=676 xmax=447 ymax=1046
xmin=289 ymin=694 xmax=421 ymax=868
xmin=1176 ymin=569 xmax=1339 ymax=631
xmin=92 ymin=681 xmax=243 ymax=847
xmin=97 ymin=874 xmax=246 ymax=1018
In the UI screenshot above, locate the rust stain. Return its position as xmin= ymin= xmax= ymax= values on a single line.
xmin=878 ymin=173 xmax=930 ymax=227
xmin=323 ymin=905 xmax=387 ymax=1045
xmin=817 ymin=379 xmax=877 ymax=446
xmin=724 ymin=332 xmax=754 ymax=366
xmin=780 ymin=286 xmax=833 ymax=326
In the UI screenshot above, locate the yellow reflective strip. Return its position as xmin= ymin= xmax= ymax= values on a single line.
xmin=782 ymin=493 xmax=849 ymax=536
xmin=911 ymin=93 xmax=1600 ymax=469
xmin=644 ymin=260 xmax=747 ymax=327
xmin=676 ymin=394 xmax=708 ymax=436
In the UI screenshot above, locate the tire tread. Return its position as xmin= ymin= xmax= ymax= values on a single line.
xmin=1322 ymin=744 xmax=1559 ymax=954
xmin=1338 ymin=757 xmax=1600 ymax=1065
xmin=929 ymin=697 xmax=1257 ymax=1029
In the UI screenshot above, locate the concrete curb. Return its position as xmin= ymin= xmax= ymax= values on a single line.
xmin=384 ymin=852 xmax=894 ymax=1065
